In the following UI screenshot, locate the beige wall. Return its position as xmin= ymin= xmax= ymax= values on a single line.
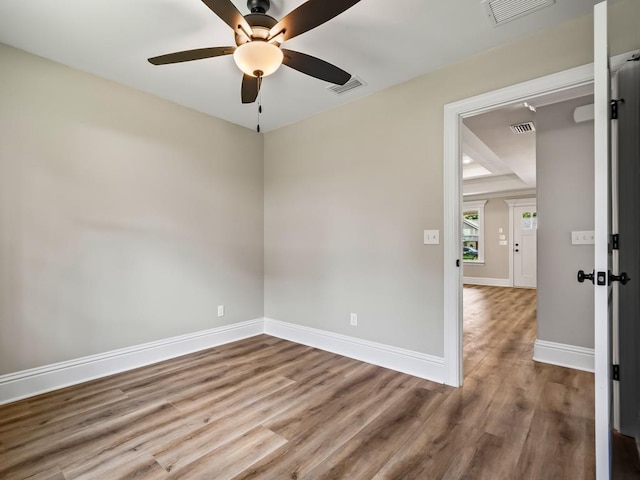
xmin=0 ymin=44 xmax=264 ymax=374
xmin=264 ymin=5 xmax=639 ymax=357
xmin=537 ymin=96 xmax=595 ymax=349
xmin=1 ymin=0 xmax=638 ymax=375
xmin=610 ymin=0 xmax=640 ymax=56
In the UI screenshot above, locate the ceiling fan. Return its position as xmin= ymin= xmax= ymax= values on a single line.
xmin=148 ymin=0 xmax=362 ymax=104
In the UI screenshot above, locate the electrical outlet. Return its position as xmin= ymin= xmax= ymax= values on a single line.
xmin=217 ymin=305 xmax=225 ymax=317
xmin=350 ymin=313 xmax=357 ymax=326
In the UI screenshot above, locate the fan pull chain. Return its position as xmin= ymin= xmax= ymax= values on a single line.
xmin=256 ymin=88 xmax=263 ymax=133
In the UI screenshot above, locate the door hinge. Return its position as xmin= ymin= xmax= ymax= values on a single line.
xmin=611 ymin=99 xmax=625 ymax=120
xmin=613 ymin=364 xmax=620 ymax=381
xmin=611 ymin=234 xmax=619 ymax=250
xmin=456 ymin=259 xmax=460 ymax=267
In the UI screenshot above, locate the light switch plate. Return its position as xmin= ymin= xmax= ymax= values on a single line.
xmin=571 ymin=231 xmax=595 ymax=245
xmin=424 ymin=230 xmax=440 ymax=245
xmin=499 ymin=240 xmax=508 ymax=246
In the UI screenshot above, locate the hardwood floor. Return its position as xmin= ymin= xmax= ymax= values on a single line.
xmin=613 ymin=431 xmax=640 ymax=479
xmin=0 ymin=286 xmax=595 ymax=479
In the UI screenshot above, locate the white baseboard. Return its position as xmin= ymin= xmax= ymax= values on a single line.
xmin=1 ymin=317 xmax=447 ymax=405
xmin=463 ymin=277 xmax=510 ymax=287
xmin=533 ymin=339 xmax=594 ymax=372
xmin=0 ymin=319 xmax=264 ymax=406
xmin=264 ymin=318 xmax=445 ymax=383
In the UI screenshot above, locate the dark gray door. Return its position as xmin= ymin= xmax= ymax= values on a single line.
xmin=617 ymin=57 xmax=640 ymax=440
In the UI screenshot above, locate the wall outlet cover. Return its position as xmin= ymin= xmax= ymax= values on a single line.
xmin=423 ymin=230 xmax=440 ymax=245
xmin=571 ymin=231 xmax=595 ymax=245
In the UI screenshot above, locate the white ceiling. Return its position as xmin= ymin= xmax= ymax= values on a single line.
xmin=462 ymin=84 xmax=594 ymax=197
xmin=463 ymin=104 xmax=537 ymax=196
xmin=0 ymin=0 xmax=600 ymax=132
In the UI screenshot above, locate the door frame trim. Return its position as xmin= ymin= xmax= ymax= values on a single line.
xmin=593 ymin=3 xmax=610 ymax=478
xmin=443 ymin=63 xmax=595 ymax=388
xmin=443 ymin=51 xmax=633 ymax=388
xmin=505 ymin=198 xmax=537 ymax=288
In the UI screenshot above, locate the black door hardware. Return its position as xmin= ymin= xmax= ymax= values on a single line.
xmin=577 ymin=269 xmax=630 ymax=285
xmin=515 ymin=242 xmax=519 ymax=253
xmin=577 ymin=270 xmax=594 ymax=284
xmin=609 ymin=271 xmax=631 ymax=285
xmin=613 ymin=364 xmax=620 ymax=381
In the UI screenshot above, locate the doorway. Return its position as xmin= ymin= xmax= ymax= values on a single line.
xmin=460 ymin=91 xmax=598 ymax=388
xmin=443 ymin=60 xmax=600 ymax=386
xmin=512 ymin=202 xmax=537 ymax=288
xmin=445 ymin=45 xmax=636 ymax=477
xmin=458 ymin=99 xmax=540 ymax=374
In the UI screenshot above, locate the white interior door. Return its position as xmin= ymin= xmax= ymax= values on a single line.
xmin=513 ymin=205 xmax=537 ymax=288
xmin=615 ymin=55 xmax=640 ymax=448
xmin=593 ymin=2 xmax=611 ymax=478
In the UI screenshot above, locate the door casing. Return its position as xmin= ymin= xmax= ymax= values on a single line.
xmin=505 ymin=198 xmax=537 ymax=288
xmin=444 ymin=64 xmax=595 ymax=388
xmin=442 ymin=52 xmax=636 ymax=389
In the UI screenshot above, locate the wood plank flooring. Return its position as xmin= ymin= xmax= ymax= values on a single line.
xmin=0 ymin=286 xmax=595 ymax=479
xmin=613 ymin=431 xmax=640 ymax=478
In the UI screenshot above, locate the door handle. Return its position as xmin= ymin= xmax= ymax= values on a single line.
xmin=609 ymin=271 xmax=631 ymax=285
xmin=577 ymin=269 xmax=594 ymax=284
xmin=515 ymin=249 xmax=519 ymax=252
xmin=578 ymin=269 xmax=631 ymax=285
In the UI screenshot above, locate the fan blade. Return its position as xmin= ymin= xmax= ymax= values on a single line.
xmin=268 ymin=0 xmax=362 ymax=42
xmin=148 ymin=47 xmax=235 ymax=65
xmin=241 ymin=74 xmax=261 ymax=104
xmin=201 ymin=0 xmax=253 ymax=37
xmin=282 ymin=49 xmax=350 ymax=85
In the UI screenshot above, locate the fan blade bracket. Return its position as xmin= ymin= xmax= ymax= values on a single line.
xmin=238 ymin=23 xmax=253 ymax=40
xmin=267 ymin=28 xmax=286 ymax=42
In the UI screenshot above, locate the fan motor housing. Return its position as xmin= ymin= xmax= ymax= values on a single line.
xmin=235 ymin=13 xmax=278 ymax=45
xmin=245 ymin=13 xmax=277 ymax=29
xmin=247 ymin=0 xmax=270 ymax=14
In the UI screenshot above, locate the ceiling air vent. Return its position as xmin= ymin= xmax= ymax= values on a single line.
xmin=328 ymin=76 xmax=366 ymax=95
xmin=483 ymin=0 xmax=555 ymax=27
xmin=510 ymin=121 xmax=536 ymax=134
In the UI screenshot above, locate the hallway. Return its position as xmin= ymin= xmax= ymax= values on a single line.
xmin=463 ymin=285 xmax=595 ymax=477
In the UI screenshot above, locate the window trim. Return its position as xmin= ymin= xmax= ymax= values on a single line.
xmin=462 ymin=200 xmax=487 ymax=264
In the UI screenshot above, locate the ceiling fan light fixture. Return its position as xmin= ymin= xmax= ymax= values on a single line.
xmin=233 ymin=41 xmax=283 ymax=77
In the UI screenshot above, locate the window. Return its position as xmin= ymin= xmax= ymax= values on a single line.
xmin=462 ymin=200 xmax=486 ymax=263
